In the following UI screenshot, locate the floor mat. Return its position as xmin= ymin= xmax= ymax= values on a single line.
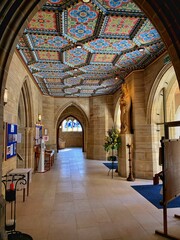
xmin=131 ymin=184 xmax=180 ymax=209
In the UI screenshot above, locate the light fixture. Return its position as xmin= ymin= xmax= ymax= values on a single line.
xmin=4 ymin=88 xmax=8 ymax=105
xmin=82 ymin=0 xmax=90 ymax=2
xmin=138 ymin=47 xmax=145 ymax=52
xmin=44 ymin=128 xmax=48 ymax=136
xmin=38 ymin=114 xmax=42 ymax=122
xmin=76 ymin=43 xmax=82 ymax=49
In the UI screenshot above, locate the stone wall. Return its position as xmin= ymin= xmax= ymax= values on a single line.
xmin=87 ymin=95 xmax=114 ymax=160
xmin=42 ymin=96 xmax=55 ymax=150
xmin=2 ymin=51 xmax=43 ymax=174
xmin=42 ymin=96 xmax=90 ymax=151
xmin=59 ymin=131 xmax=83 ymax=148
xmin=42 ymin=94 xmax=115 ymax=160
xmin=123 ymin=52 xmax=173 ymax=179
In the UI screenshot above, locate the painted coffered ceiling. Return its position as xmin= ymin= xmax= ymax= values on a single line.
xmin=17 ymin=0 xmax=165 ymax=97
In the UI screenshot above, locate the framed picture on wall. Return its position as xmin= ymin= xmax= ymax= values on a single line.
xmin=35 ymin=124 xmax=42 ymax=145
xmin=43 ymin=135 xmax=49 ymax=142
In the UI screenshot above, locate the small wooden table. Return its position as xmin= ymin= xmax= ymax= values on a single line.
xmin=9 ymin=168 xmax=32 ymax=202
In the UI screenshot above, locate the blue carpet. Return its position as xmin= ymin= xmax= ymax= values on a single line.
xmin=103 ymin=162 xmax=118 ymax=170
xmin=131 ymin=184 xmax=180 ymax=209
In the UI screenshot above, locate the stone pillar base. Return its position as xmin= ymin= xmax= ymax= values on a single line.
xmin=118 ymin=134 xmax=133 ymax=178
xmin=0 ymin=195 xmax=7 ymax=240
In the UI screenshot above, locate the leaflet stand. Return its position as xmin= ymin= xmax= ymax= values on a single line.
xmin=2 ymin=174 xmax=33 ymax=240
xmin=37 ymin=139 xmax=45 ymax=173
xmin=155 ymin=137 xmax=180 ymax=240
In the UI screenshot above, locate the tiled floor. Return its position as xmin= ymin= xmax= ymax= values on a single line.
xmin=13 ymin=148 xmax=180 ymax=240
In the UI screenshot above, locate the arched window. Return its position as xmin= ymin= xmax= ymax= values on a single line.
xmin=61 ymin=117 xmax=82 ymax=132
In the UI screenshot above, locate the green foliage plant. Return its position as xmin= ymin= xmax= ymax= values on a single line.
xmin=104 ymin=127 xmax=121 ymax=159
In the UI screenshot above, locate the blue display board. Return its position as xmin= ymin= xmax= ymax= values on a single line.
xmin=6 ymin=123 xmax=17 ymax=159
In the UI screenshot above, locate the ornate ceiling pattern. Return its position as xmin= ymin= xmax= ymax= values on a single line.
xmin=17 ymin=0 xmax=165 ymax=97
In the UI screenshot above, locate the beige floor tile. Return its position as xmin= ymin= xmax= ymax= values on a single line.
xmin=75 ymin=211 xmax=98 ymax=229
xmin=78 ymin=227 xmax=102 ymax=240
xmin=98 ymin=222 xmax=122 ymax=239
xmin=48 ymin=224 xmax=78 ymax=240
xmin=52 ymin=201 xmax=74 ymax=212
xmin=73 ymin=192 xmax=88 ymax=200
xmin=93 ymin=208 xmax=111 ymax=223
xmin=74 ymin=199 xmax=92 ymax=212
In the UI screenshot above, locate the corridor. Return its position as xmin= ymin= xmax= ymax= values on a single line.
xmin=14 ymin=148 xmax=180 ymax=240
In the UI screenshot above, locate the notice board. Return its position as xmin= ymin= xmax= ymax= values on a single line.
xmin=6 ymin=123 xmax=17 ymax=159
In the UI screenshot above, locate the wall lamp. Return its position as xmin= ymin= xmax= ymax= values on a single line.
xmin=38 ymin=114 xmax=42 ymax=122
xmin=4 ymin=88 xmax=8 ymax=105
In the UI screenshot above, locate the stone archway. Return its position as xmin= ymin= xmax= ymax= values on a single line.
xmin=147 ymin=65 xmax=179 ymax=174
xmin=56 ymin=102 xmax=89 ymax=153
xmin=17 ymin=76 xmax=34 ymax=169
xmin=133 ymin=0 xmax=180 ymax=83
xmin=58 ymin=116 xmax=84 ymax=150
xmin=0 ymin=1 xmax=180 ymax=237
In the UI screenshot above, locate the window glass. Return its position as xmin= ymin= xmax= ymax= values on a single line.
xmin=62 ymin=118 xmax=82 ymax=132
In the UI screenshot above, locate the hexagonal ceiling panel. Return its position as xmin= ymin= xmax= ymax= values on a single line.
xmin=17 ymin=0 xmax=165 ymax=97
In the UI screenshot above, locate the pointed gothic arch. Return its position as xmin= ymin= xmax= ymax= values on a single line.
xmin=147 ymin=65 xmax=180 ymax=174
xmin=17 ymin=76 xmax=34 ymax=168
xmin=56 ymin=102 xmax=89 ymax=152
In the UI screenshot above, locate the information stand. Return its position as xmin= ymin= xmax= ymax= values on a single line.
xmin=37 ymin=139 xmax=45 ymax=173
xmin=155 ymin=121 xmax=180 ymax=240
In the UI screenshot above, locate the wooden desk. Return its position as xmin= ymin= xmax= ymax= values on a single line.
xmin=45 ymin=150 xmax=54 ymax=171
xmin=34 ymin=145 xmax=41 ymax=171
xmin=9 ymin=168 xmax=32 ymax=202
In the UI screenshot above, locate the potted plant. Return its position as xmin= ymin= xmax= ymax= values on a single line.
xmin=103 ymin=126 xmax=121 ymax=161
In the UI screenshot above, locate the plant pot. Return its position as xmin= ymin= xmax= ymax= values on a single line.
xmin=107 ymin=156 xmax=117 ymax=161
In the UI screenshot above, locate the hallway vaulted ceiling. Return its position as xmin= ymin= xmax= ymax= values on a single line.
xmin=17 ymin=0 xmax=165 ymax=97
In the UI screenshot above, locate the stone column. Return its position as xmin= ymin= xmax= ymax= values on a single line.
xmin=0 ymin=103 xmax=3 ymax=194
xmin=0 ymin=195 xmax=7 ymax=240
xmin=87 ymin=96 xmax=112 ymax=160
xmin=0 ymin=103 xmax=7 ymax=239
xmin=25 ymin=127 xmax=34 ymax=169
